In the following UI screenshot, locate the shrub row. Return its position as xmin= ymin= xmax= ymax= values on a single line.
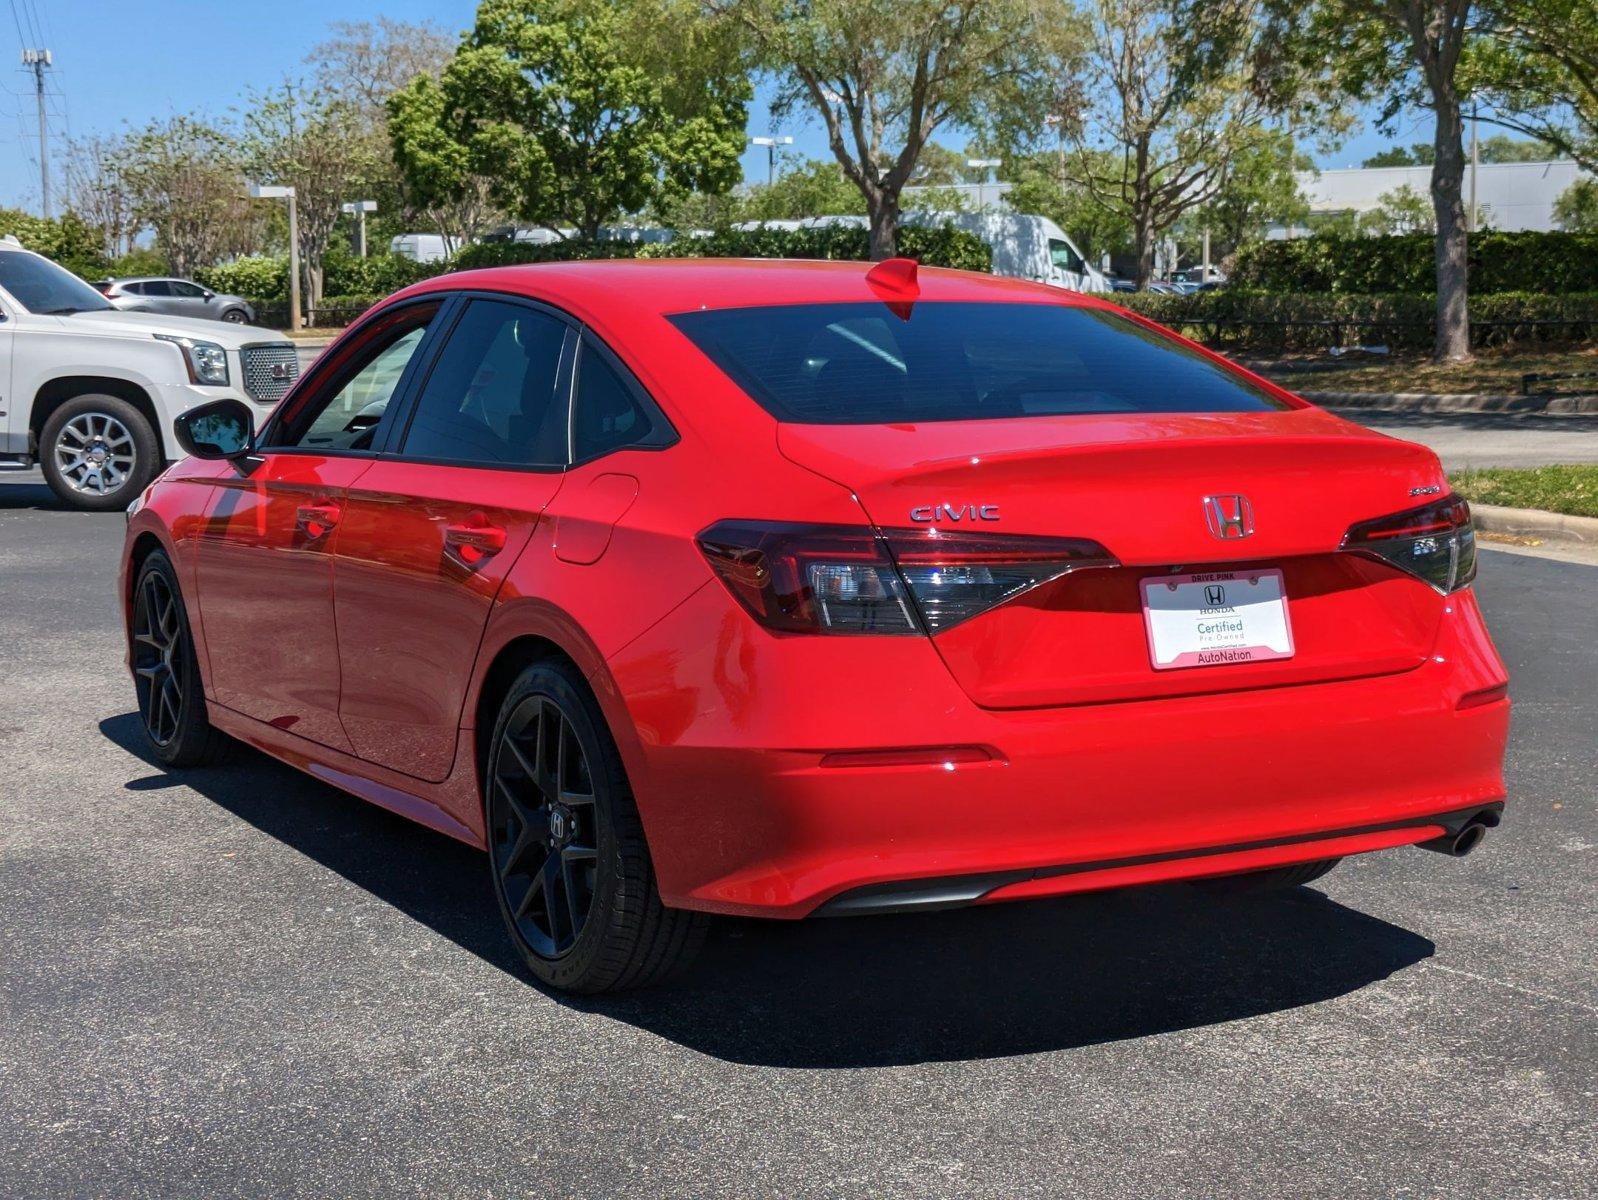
xmin=1116 ymin=290 xmax=1598 ymax=351
xmin=1232 ymin=231 xmax=1598 ymax=295
xmin=196 ymin=252 xmax=442 ymax=304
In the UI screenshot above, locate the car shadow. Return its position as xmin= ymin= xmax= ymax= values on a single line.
xmin=0 ymin=475 xmax=69 ymax=510
xmin=101 ymin=711 xmax=1436 ymax=1069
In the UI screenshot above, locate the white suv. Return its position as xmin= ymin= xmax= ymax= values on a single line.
xmin=0 ymin=237 xmax=299 ymax=510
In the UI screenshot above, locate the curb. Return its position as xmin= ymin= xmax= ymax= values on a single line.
xmin=287 ymin=337 xmax=335 ymax=351
xmin=1473 ymin=503 xmax=1598 ymax=545
xmin=1301 ymin=390 xmax=1598 ymax=415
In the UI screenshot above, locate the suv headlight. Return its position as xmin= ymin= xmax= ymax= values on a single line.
xmin=154 ymin=334 xmax=230 ymax=386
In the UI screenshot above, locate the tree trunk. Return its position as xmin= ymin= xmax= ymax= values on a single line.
xmin=867 ymin=192 xmax=899 ymax=260
xmin=1430 ymin=89 xmax=1471 ymax=361
xmin=1133 ymin=208 xmax=1156 ymax=289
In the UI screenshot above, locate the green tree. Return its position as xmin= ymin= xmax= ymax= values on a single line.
xmin=1476 ymin=0 xmax=1598 ymax=173
xmin=1362 ymin=183 xmax=1436 ymax=233
xmin=121 ymin=115 xmax=264 ymax=278
xmin=239 ymin=84 xmax=381 ymax=308
xmin=745 ymin=157 xmax=866 ymax=220
xmin=1055 ymin=0 xmax=1304 ymax=287
xmin=0 ymin=208 xmax=108 ymax=278
xmin=1266 ymin=0 xmax=1480 ymax=360
xmin=1552 ymin=177 xmax=1598 ymax=231
xmin=406 ymin=0 xmax=749 ymax=241
xmin=721 ymin=0 xmax=1055 ymax=258
xmin=1477 ymin=133 xmax=1562 ymax=162
xmin=1188 ymin=129 xmax=1311 ymax=259
xmin=1361 ymin=142 xmax=1434 ymax=167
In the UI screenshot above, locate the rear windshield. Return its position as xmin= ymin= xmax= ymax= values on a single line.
xmin=668 ymin=301 xmax=1290 ymax=424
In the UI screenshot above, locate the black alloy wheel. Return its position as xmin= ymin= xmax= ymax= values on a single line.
xmin=489 ymin=695 xmax=600 ymax=959
xmin=130 ymin=551 xmax=227 ymax=768
xmin=484 ymin=659 xmax=706 ymax=993
xmin=132 ymin=566 xmax=186 ymax=748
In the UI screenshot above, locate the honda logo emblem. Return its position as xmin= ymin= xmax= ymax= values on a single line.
xmin=1205 ymin=584 xmax=1226 ymax=606
xmin=1203 ymin=494 xmax=1254 ymax=540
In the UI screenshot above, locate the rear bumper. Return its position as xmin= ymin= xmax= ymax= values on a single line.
xmin=607 ymin=584 xmax=1511 ymax=918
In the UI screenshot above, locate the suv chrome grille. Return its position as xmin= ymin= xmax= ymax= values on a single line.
xmin=241 ymin=344 xmax=300 ymax=403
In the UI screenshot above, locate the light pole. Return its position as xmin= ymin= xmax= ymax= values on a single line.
xmin=966 ymin=158 xmax=1001 ymax=211
xmin=749 ymin=135 xmax=794 ymax=187
xmin=342 ymin=200 xmax=378 ymax=258
xmin=249 ymin=184 xmax=301 ymax=333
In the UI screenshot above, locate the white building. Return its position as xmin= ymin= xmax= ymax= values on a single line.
xmin=1284 ymin=159 xmax=1587 ymax=233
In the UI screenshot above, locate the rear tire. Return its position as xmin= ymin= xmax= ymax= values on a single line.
xmin=1189 ymin=858 xmax=1342 ymax=898
xmin=131 ymin=550 xmax=229 ymax=768
xmin=484 ymin=658 xmax=705 ymax=993
xmin=40 ymin=394 xmax=158 ymax=512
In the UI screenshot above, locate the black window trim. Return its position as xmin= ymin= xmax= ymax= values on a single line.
xmin=255 ymin=293 xmax=453 ymax=460
xmin=380 ymin=290 xmax=577 ymax=476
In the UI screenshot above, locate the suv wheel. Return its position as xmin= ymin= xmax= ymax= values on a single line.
xmin=221 ymin=308 xmax=248 ymax=324
xmin=40 ymin=394 xmax=158 ymax=511
xmin=485 ymin=658 xmax=706 ymax=993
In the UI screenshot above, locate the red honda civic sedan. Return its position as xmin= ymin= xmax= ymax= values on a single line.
xmin=121 ymin=258 xmax=1510 ymax=992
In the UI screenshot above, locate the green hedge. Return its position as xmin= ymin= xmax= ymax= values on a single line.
xmin=1233 ymin=231 xmax=1598 ymax=294
xmin=196 ymin=253 xmax=443 ymax=303
xmin=456 ymin=225 xmax=992 ymax=273
xmin=1117 ymin=290 xmax=1598 ymax=351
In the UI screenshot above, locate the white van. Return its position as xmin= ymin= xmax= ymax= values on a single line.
xmin=907 ymin=212 xmax=1108 ymax=293
xmin=389 ymin=233 xmax=451 ymax=263
xmin=733 ymin=212 xmax=1108 ymax=293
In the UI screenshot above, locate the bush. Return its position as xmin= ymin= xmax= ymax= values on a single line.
xmin=1233 ymin=231 xmax=1598 ymax=294
xmin=1116 ymin=290 xmax=1598 ymax=351
xmin=456 ymin=224 xmax=992 ymax=272
xmin=196 ymin=256 xmax=293 ymax=302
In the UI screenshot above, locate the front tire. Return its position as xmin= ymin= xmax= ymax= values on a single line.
xmin=221 ymin=308 xmax=248 ymax=324
xmin=485 ymin=658 xmax=705 ymax=993
xmin=131 ymin=550 xmax=228 ymax=768
xmin=40 ymin=394 xmax=158 ymax=511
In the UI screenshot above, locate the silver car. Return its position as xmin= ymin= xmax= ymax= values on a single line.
xmin=96 ymin=277 xmax=255 ymax=324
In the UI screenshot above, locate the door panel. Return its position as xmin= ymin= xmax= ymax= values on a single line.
xmin=195 ymin=455 xmax=373 ymax=750
xmin=333 ymin=463 xmax=561 ymax=780
xmin=331 ymin=296 xmax=573 ymax=782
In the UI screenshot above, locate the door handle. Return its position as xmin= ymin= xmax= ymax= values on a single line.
xmin=445 ymin=517 xmax=507 ymax=561
xmin=296 ymin=502 xmax=341 ymax=539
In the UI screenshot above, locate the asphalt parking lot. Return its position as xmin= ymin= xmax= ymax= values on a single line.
xmin=1 ymin=471 xmax=1594 ymax=1200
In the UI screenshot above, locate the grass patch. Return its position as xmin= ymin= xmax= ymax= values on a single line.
xmin=1450 ymin=465 xmax=1598 ymax=518
xmin=1257 ymin=347 xmax=1598 ymax=395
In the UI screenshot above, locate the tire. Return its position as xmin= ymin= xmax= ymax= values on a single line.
xmin=221 ymin=308 xmax=248 ymax=324
xmin=131 ymin=550 xmax=229 ymax=768
xmin=40 ymin=393 xmax=159 ymax=512
xmin=485 ymin=658 xmax=705 ymax=993
xmin=1189 ymin=857 xmax=1342 ymax=898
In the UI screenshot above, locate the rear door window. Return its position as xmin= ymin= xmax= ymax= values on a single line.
xmin=669 ymin=301 xmax=1290 ymax=424
xmin=397 ymin=299 xmax=568 ymax=468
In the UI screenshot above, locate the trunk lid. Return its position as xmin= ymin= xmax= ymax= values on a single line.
xmin=779 ymin=408 xmax=1451 ymax=708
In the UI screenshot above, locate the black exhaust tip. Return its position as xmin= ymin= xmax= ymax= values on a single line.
xmin=1419 ymin=815 xmax=1493 ymax=857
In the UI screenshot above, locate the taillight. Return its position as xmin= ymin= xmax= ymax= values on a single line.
xmin=696 ymin=520 xmax=1116 ymax=635
xmin=1341 ymin=493 xmax=1476 ymax=593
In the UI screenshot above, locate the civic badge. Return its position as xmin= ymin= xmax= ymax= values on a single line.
xmin=1203 ymin=494 xmax=1254 ymax=540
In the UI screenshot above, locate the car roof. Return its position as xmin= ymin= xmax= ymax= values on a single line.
xmin=396 ymin=257 xmax=1099 ymax=318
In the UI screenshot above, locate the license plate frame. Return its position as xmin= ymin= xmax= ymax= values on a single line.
xmin=1139 ymin=568 xmax=1295 ymax=671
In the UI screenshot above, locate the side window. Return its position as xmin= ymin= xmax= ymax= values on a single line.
xmin=123 ymin=282 xmax=147 ymax=296
xmin=1049 ymin=240 xmax=1084 ymax=274
xmin=571 ymin=338 xmax=668 ymax=461
xmin=272 ymin=302 xmax=440 ymax=451
xmin=171 ymin=280 xmax=206 ymax=297
xmin=142 ymin=280 xmax=174 ymax=297
xmin=398 ymin=299 xmax=567 ymax=468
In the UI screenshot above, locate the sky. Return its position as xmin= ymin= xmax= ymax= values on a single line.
xmin=0 ymin=0 xmax=1429 ymax=215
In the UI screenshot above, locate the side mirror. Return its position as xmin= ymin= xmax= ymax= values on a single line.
xmin=175 ymin=398 xmax=254 ymax=460
xmin=203 ymin=289 xmax=216 ymax=300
